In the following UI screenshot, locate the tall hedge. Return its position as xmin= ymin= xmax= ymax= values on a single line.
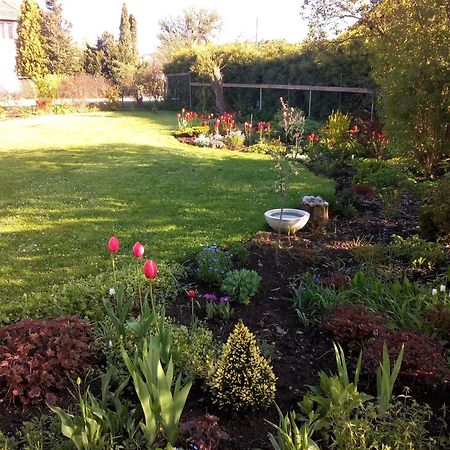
xmin=164 ymin=39 xmax=373 ymax=118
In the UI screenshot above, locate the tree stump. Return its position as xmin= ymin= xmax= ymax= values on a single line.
xmin=300 ymin=203 xmax=329 ymax=231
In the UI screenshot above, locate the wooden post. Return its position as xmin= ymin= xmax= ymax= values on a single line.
xmin=259 ymin=88 xmax=262 ymax=110
xmin=308 ymin=90 xmax=312 ymax=117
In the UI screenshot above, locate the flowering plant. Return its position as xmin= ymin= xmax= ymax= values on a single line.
xmin=204 ymin=293 xmax=233 ymax=319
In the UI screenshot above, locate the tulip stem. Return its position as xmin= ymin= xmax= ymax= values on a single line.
xmin=111 ymin=255 xmax=117 ymax=286
xmin=137 ymin=262 xmax=143 ymax=314
xmin=149 ymin=281 xmax=156 ymax=316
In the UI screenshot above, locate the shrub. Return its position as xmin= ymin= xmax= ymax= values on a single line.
xmin=424 ymin=304 xmax=450 ymax=345
xmin=196 ymin=244 xmax=232 ymax=286
xmin=388 ymin=234 xmax=446 ymax=270
xmin=58 ymin=74 xmax=111 ymax=99
xmin=364 ymin=330 xmax=450 ymax=392
xmin=221 ymin=269 xmax=261 ymax=304
xmin=420 ymin=174 xmax=450 ymax=240
xmin=224 ymin=130 xmax=245 ymax=149
xmin=325 ymin=304 xmax=388 ymax=350
xmin=0 ymin=316 xmax=95 ymax=406
xmin=174 ymin=125 xmax=210 ymax=138
xmin=353 ymin=158 xmax=416 ymax=194
xmin=209 ymin=321 xmax=276 ymax=411
xmin=329 ymin=399 xmax=437 ymax=450
xmin=0 ymin=261 xmax=186 ymax=325
xmin=171 ymin=324 xmax=221 ymax=381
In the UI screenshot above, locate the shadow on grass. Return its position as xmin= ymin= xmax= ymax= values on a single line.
xmin=0 ymin=129 xmax=335 ymax=301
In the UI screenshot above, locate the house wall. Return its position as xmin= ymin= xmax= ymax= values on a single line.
xmin=0 ymin=19 xmax=20 ymax=96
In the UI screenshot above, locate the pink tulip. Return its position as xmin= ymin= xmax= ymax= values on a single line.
xmin=133 ymin=241 xmax=144 ymax=258
xmin=188 ymin=289 xmax=196 ymax=298
xmin=143 ymin=260 xmax=157 ymax=279
xmin=108 ymin=236 xmax=120 ymax=253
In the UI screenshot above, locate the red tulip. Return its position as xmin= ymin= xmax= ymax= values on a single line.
xmin=188 ymin=289 xmax=196 ymax=298
xmin=108 ymin=236 xmax=120 ymax=253
xmin=133 ymin=241 xmax=144 ymax=258
xmin=143 ymin=260 xmax=157 ymax=279
xmin=352 ymin=125 xmax=358 ymax=132
xmin=307 ymin=133 xmax=314 ymax=142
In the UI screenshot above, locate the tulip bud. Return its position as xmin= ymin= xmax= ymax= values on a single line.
xmin=188 ymin=289 xmax=196 ymax=298
xmin=133 ymin=241 xmax=145 ymax=258
xmin=108 ymin=236 xmax=120 ymax=253
xmin=143 ymin=259 xmax=157 ymax=279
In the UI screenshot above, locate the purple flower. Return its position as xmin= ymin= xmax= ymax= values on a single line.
xmin=219 ymin=296 xmax=231 ymax=304
xmin=203 ymin=293 xmax=218 ymax=302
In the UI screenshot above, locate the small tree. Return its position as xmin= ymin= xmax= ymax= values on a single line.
xmin=272 ymin=98 xmax=303 ymax=265
xmin=192 ymin=45 xmax=226 ymax=113
xmin=16 ymin=0 xmax=48 ymax=80
xmin=209 ymin=321 xmax=276 ymax=411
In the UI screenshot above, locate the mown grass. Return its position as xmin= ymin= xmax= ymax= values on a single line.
xmin=0 ymin=111 xmax=335 ymax=301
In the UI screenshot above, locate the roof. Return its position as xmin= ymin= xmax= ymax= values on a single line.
xmin=0 ymin=0 xmax=18 ymax=21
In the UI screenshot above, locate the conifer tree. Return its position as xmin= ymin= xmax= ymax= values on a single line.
xmin=129 ymin=13 xmax=138 ymax=64
xmin=118 ymin=3 xmax=132 ymax=63
xmin=41 ymin=0 xmax=79 ymax=74
xmin=16 ymin=0 xmax=47 ymax=79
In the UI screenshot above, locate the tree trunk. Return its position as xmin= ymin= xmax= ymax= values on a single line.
xmin=211 ymin=65 xmax=226 ymax=114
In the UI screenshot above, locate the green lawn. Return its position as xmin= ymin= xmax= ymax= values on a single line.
xmin=0 ymin=111 xmax=335 ymax=301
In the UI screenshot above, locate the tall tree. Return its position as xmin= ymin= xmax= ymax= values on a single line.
xmin=157 ymin=7 xmax=222 ymax=61
xmin=41 ymin=0 xmax=79 ymax=74
xmin=300 ymin=0 xmax=449 ymax=176
xmin=118 ymin=3 xmax=132 ymax=63
xmin=129 ymin=13 xmax=138 ymax=63
xmin=16 ymin=0 xmax=47 ymax=79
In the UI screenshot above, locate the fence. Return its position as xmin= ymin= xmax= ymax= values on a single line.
xmin=165 ymin=74 xmax=375 ymax=119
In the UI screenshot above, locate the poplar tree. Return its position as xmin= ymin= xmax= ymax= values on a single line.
xmin=16 ymin=0 xmax=47 ymax=79
xmin=129 ymin=13 xmax=138 ymax=64
xmin=118 ymin=3 xmax=132 ymax=63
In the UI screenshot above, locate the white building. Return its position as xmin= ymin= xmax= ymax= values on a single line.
xmin=0 ymin=0 xmax=20 ymax=96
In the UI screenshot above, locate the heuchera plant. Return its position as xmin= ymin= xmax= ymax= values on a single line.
xmin=0 ymin=316 xmax=94 ymax=406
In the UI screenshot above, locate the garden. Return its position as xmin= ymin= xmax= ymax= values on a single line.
xmin=0 ymin=101 xmax=449 ymax=450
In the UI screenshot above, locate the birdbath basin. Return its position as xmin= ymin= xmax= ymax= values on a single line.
xmin=264 ymin=208 xmax=310 ymax=233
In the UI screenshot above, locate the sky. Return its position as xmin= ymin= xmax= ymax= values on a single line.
xmin=35 ymin=0 xmax=309 ymax=57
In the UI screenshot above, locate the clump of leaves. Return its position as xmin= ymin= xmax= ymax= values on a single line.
xmin=196 ymin=244 xmax=232 ymax=286
xmin=0 ymin=316 xmax=95 ymax=406
xmin=181 ymin=414 xmax=230 ymax=450
xmin=221 ymin=269 xmax=261 ymax=304
xmin=209 ymin=320 xmax=276 ymax=411
xmin=388 ymin=234 xmax=446 ymax=270
xmin=325 ymin=304 xmax=389 ymax=350
xmin=171 ymin=324 xmax=221 ymax=382
xmin=364 ymin=330 xmax=450 ymax=393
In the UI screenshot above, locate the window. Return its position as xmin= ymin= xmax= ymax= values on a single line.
xmin=0 ymin=21 xmax=16 ymax=39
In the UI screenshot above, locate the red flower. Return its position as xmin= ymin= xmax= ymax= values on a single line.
xmin=107 ymin=236 xmax=120 ymax=253
xmin=188 ymin=289 xmax=196 ymax=298
xmin=352 ymin=125 xmax=358 ymax=132
xmin=133 ymin=241 xmax=144 ymax=258
xmin=307 ymin=133 xmax=315 ymax=142
xmin=143 ymin=260 xmax=157 ymax=279
xmin=371 ymin=130 xmax=376 ymax=136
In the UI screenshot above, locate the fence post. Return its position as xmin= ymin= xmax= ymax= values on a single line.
xmin=308 ymin=90 xmax=312 ymax=117
xmin=188 ymin=73 xmax=192 ymax=110
xmin=370 ymin=96 xmax=374 ymax=120
xmin=259 ymin=87 xmax=262 ymax=110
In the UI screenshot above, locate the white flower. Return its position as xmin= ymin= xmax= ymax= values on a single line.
xmin=108 ymin=340 xmax=113 ymax=348
xmin=431 ymin=288 xmax=437 ymax=296
xmin=440 ymin=285 xmax=446 ymax=292
xmin=109 ymin=288 xmax=116 ymax=296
